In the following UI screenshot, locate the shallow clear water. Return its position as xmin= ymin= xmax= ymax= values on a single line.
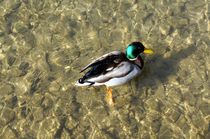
xmin=0 ymin=0 xmax=209 ymax=138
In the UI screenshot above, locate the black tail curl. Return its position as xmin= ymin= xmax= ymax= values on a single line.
xmin=78 ymin=77 xmax=85 ymax=83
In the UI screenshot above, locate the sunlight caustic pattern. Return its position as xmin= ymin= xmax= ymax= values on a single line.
xmin=0 ymin=0 xmax=209 ymax=138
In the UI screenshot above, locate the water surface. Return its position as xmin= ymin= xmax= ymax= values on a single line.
xmin=0 ymin=0 xmax=209 ymax=138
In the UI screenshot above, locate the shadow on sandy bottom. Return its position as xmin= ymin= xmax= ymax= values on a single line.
xmin=132 ymin=43 xmax=197 ymax=99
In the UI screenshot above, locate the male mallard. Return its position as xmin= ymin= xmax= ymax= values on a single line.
xmin=75 ymin=42 xmax=153 ymax=105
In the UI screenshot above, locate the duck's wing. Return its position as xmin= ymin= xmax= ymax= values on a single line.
xmin=87 ymin=61 xmax=135 ymax=84
xmin=80 ymin=51 xmax=124 ymax=73
xmin=76 ymin=60 xmax=137 ymax=86
xmin=78 ymin=51 xmax=129 ymax=84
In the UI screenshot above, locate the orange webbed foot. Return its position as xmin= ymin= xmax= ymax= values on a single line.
xmin=106 ymin=87 xmax=114 ymax=106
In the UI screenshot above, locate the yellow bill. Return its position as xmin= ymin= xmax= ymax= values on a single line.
xmin=143 ymin=48 xmax=154 ymax=54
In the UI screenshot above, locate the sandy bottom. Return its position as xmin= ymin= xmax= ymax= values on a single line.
xmin=0 ymin=0 xmax=209 ymax=138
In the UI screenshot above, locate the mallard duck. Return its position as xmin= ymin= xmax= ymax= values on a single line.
xmin=75 ymin=42 xmax=153 ymax=105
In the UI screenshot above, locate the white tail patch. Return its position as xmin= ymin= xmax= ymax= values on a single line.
xmin=75 ymin=81 xmax=92 ymax=86
xmin=75 ymin=80 xmax=105 ymax=86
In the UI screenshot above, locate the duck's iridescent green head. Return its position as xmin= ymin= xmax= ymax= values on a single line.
xmin=126 ymin=42 xmax=154 ymax=60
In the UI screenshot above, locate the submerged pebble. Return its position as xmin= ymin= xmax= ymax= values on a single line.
xmin=0 ymin=108 xmax=15 ymax=126
xmin=0 ymin=127 xmax=17 ymax=139
xmin=7 ymin=54 xmax=16 ymax=66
